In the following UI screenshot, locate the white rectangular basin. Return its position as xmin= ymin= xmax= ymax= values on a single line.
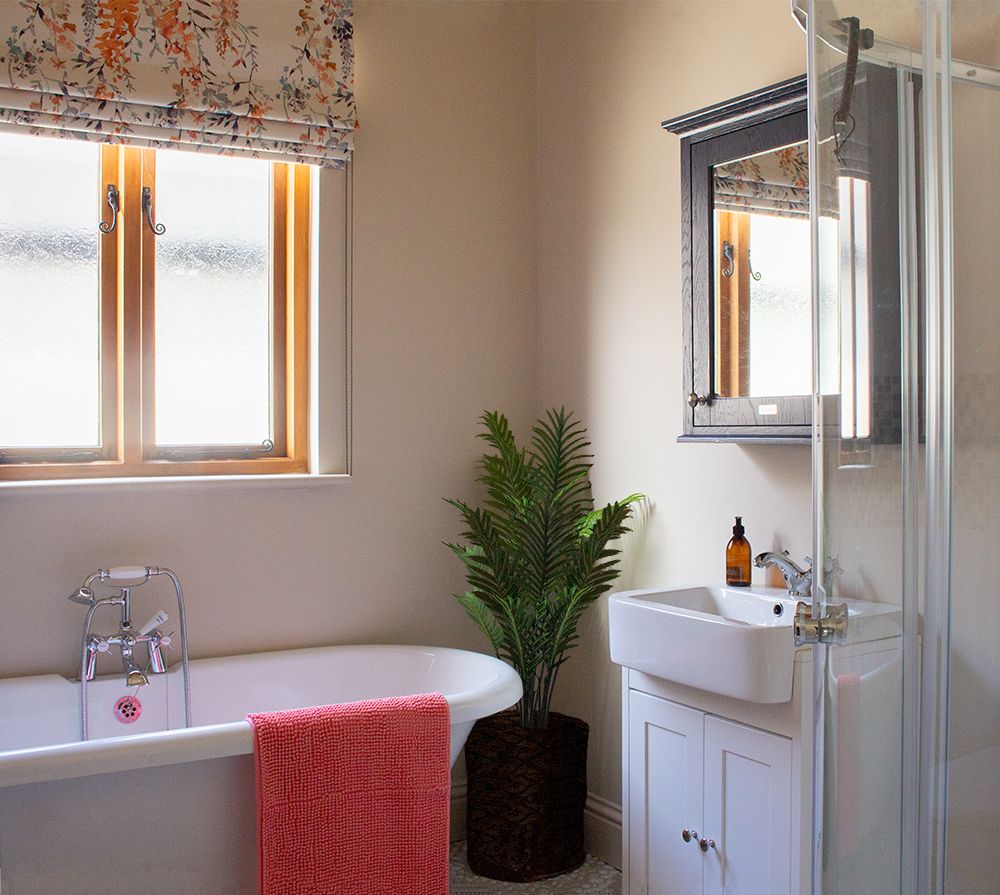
xmin=609 ymin=585 xmax=901 ymax=704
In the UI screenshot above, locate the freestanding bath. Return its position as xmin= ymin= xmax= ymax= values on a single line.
xmin=0 ymin=643 xmax=521 ymax=893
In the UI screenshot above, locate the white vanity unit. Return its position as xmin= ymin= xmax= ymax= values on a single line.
xmin=610 ymin=585 xmax=902 ymax=895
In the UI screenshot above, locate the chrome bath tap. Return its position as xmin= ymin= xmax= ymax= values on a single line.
xmin=68 ymin=565 xmax=192 ymax=739
xmin=71 ymin=583 xmax=167 ymax=687
xmin=753 ymin=551 xmax=813 ymax=597
xmin=85 ymin=621 xmax=169 ymax=687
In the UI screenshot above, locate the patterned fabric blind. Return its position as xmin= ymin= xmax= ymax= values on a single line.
xmin=713 ymin=142 xmax=809 ymax=218
xmin=0 ymin=0 xmax=356 ymax=167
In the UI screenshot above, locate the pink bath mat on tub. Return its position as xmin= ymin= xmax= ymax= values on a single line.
xmin=248 ymin=693 xmax=451 ymax=895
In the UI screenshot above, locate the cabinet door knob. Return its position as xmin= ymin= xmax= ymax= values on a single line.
xmin=687 ymin=392 xmax=710 ymax=408
xmin=699 ymin=837 xmax=716 ymax=852
xmin=682 ymin=828 xmax=696 ymax=843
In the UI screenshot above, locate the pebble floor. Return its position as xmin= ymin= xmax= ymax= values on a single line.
xmin=450 ymin=842 xmax=622 ymax=894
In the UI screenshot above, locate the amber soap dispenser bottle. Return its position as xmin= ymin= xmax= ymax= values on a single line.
xmin=726 ymin=516 xmax=752 ymax=587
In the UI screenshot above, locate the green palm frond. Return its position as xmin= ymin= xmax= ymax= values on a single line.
xmin=445 ymin=409 xmax=643 ymax=729
xmin=456 ymin=591 xmax=504 ymax=654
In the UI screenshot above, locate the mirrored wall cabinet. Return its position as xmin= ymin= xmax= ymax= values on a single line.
xmin=665 ymin=68 xmax=906 ymax=447
xmin=665 ymin=76 xmax=811 ymax=443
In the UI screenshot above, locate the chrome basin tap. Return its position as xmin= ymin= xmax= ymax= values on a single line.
xmin=753 ymin=551 xmax=813 ymax=597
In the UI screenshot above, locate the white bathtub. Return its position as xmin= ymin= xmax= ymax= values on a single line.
xmin=0 ymin=644 xmax=521 ymax=893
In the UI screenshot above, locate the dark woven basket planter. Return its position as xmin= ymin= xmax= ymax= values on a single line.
xmin=464 ymin=709 xmax=589 ymax=882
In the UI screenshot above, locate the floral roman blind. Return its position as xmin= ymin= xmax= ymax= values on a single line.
xmin=713 ymin=143 xmax=808 ymax=218
xmin=0 ymin=0 xmax=356 ymax=167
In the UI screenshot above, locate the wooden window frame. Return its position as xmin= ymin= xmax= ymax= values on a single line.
xmin=714 ymin=210 xmax=751 ymax=398
xmin=0 ymin=146 xmax=311 ymax=481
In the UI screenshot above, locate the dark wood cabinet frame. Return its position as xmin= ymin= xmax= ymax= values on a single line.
xmin=664 ymin=68 xmax=908 ymax=446
xmin=665 ymin=76 xmax=811 ymax=443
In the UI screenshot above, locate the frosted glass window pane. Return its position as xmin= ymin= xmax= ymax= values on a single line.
xmin=154 ymin=151 xmax=271 ymax=446
xmin=747 ymin=214 xmax=812 ymax=396
xmin=0 ymin=133 xmax=101 ymax=448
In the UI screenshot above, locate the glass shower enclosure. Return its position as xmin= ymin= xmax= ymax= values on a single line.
xmin=796 ymin=0 xmax=1000 ymax=892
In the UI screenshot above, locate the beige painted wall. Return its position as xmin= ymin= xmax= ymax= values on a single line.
xmin=535 ymin=1 xmax=812 ymax=808
xmin=0 ymin=1 xmax=538 ymax=678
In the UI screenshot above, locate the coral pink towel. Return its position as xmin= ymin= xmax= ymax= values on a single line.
xmin=835 ymin=672 xmax=861 ymax=858
xmin=248 ymin=693 xmax=451 ymax=895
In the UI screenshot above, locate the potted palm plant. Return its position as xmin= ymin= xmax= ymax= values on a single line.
xmin=446 ymin=408 xmax=641 ymax=882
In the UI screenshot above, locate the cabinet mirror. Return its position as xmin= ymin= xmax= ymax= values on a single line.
xmin=712 ymin=141 xmax=810 ymax=400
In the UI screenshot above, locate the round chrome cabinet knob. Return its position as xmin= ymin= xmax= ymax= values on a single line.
xmin=699 ymin=837 xmax=716 ymax=852
xmin=687 ymin=392 xmax=710 ymax=408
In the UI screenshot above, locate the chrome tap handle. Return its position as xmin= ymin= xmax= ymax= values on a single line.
xmin=147 ymin=634 xmax=167 ymax=674
xmin=85 ymin=637 xmax=111 ymax=681
xmin=809 ymin=555 xmax=844 ymax=581
xmin=138 ymin=610 xmax=168 ymax=637
xmin=85 ymin=642 xmax=99 ymax=681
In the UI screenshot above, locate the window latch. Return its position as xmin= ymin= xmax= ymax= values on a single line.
xmin=159 ymin=439 xmax=275 ymax=460
xmin=99 ymin=184 xmax=120 ymax=235
xmin=721 ymin=240 xmax=735 ymax=277
xmin=141 ymin=187 xmax=166 ymax=236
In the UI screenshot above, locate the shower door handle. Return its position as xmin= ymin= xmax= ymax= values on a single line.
xmin=793 ymin=601 xmax=848 ymax=646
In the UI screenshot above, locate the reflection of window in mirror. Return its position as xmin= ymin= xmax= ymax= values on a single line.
xmin=712 ymin=140 xmax=811 ymax=398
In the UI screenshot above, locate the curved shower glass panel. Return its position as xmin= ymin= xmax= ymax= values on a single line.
xmin=805 ymin=4 xmax=919 ymax=893
xmin=803 ymin=0 xmax=1000 ymax=892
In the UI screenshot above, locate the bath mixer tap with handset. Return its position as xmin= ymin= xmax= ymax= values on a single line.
xmin=68 ymin=565 xmax=192 ymax=740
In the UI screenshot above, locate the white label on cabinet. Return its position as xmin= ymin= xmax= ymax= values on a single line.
xmin=758 ymin=404 xmax=778 ymax=416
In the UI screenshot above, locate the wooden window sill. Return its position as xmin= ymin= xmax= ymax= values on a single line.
xmin=0 ymin=472 xmax=349 ymax=495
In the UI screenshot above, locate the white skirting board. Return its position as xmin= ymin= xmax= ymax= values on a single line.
xmin=449 ymin=783 xmax=623 ymax=871
xmin=583 ymin=792 xmax=623 ymax=869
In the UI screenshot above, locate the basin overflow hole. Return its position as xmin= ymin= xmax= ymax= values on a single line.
xmin=773 ymin=603 xmax=784 ymax=617
xmin=114 ymin=695 xmax=142 ymax=724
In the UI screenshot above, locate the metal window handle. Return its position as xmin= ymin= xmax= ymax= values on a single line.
xmin=721 ymin=240 xmax=735 ymax=277
xmin=99 ymin=184 xmax=119 ymax=234
xmin=141 ymin=187 xmax=166 ymax=235
xmin=699 ymin=837 xmax=716 ymax=852
xmin=159 ymin=439 xmax=274 ymax=460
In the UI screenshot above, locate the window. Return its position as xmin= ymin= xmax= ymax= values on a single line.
xmin=713 ymin=208 xmax=811 ymax=398
xmin=0 ymin=134 xmax=312 ymax=480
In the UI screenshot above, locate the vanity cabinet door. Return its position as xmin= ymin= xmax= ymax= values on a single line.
xmin=628 ymin=692 xmax=705 ymax=895
xmin=702 ymin=717 xmax=792 ymax=895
